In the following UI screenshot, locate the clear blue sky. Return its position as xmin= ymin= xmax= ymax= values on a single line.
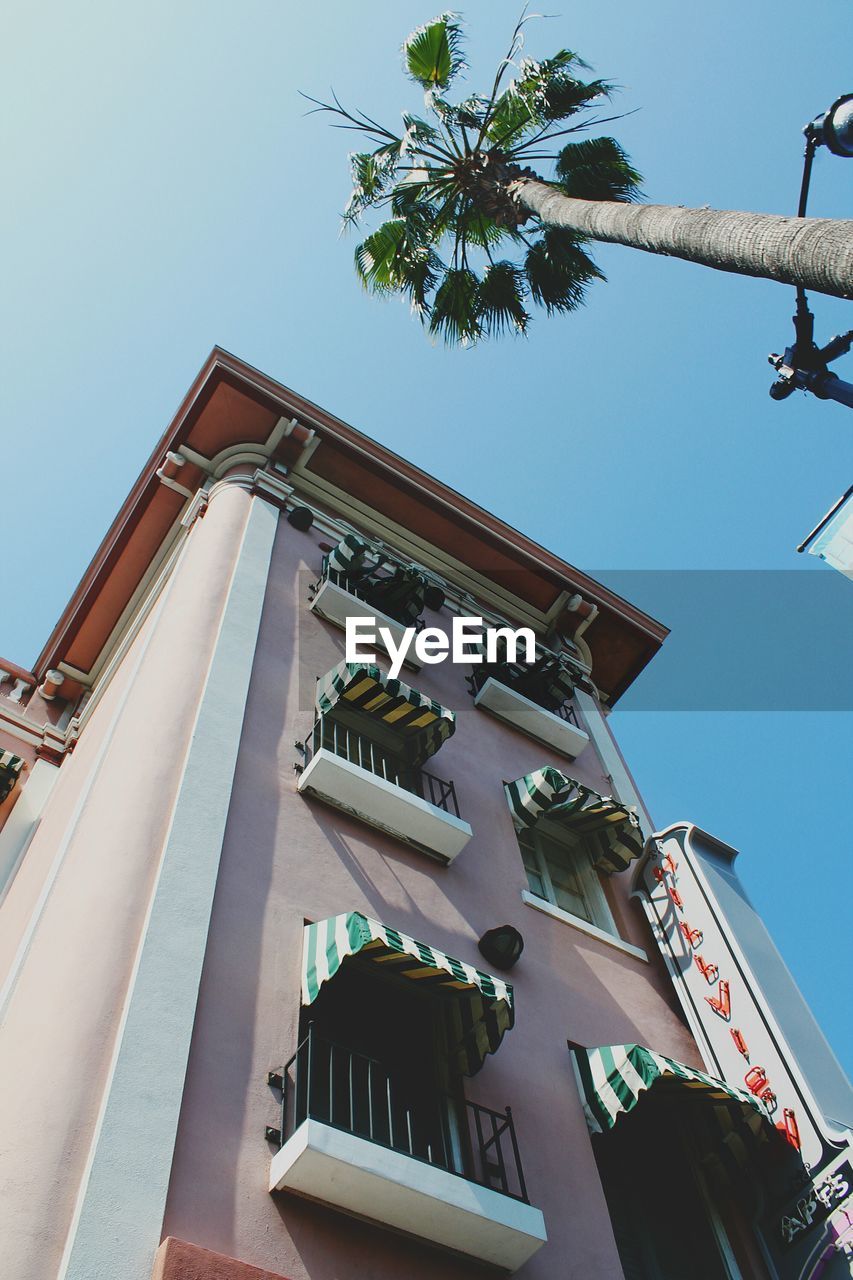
xmin=2 ymin=2 xmax=851 ymax=1072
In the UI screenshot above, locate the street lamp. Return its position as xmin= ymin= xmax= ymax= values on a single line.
xmin=808 ymin=94 xmax=853 ymax=159
xmin=768 ymin=94 xmax=853 ymax=410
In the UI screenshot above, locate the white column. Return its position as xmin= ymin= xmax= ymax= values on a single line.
xmin=57 ymin=491 xmax=278 ymax=1280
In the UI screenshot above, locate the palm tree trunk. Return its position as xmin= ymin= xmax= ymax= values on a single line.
xmin=510 ymin=178 xmax=853 ymax=300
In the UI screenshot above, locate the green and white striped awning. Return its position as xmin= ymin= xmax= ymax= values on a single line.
xmin=571 ymin=1043 xmax=772 ymax=1136
xmin=316 ymin=661 xmax=455 ymax=765
xmin=0 ymin=750 xmax=24 ymax=804
xmin=505 ymin=767 xmax=643 ymax=874
xmin=302 ymin=912 xmax=514 ymax=1076
xmin=324 ymin=533 xmax=373 ymax=577
xmin=323 ymin=535 xmax=428 ymax=627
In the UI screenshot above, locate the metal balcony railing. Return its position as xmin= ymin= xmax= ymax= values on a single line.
xmin=321 ymin=565 xmax=425 ymax=630
xmin=299 ymin=714 xmax=461 ymax=819
xmin=267 ymin=1024 xmax=529 ymax=1203
xmin=468 ymin=665 xmax=582 ymax=727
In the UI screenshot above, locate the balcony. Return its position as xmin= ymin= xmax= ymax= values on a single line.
xmin=0 ymin=750 xmax=24 ymax=804
xmin=310 ymin=568 xmax=422 ymax=671
xmin=268 ymin=1026 xmax=547 ymax=1271
xmin=469 ymin=667 xmax=589 ymax=760
xmin=309 ymin=529 xmax=437 ymax=673
xmin=296 ymin=715 xmax=472 ymax=862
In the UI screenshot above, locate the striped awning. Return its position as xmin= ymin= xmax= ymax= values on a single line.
xmin=316 ymin=661 xmax=455 ymax=765
xmin=572 ymin=1043 xmax=773 ymax=1136
xmin=323 ymin=534 xmax=427 ymax=627
xmin=0 ymin=750 xmax=24 ymax=804
xmin=302 ymin=912 xmax=514 ymax=1076
xmin=505 ymin=767 xmax=643 ymax=874
xmin=324 ymin=532 xmax=373 ymax=577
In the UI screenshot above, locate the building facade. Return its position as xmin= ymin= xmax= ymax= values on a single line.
xmin=0 ymin=349 xmax=850 ymax=1280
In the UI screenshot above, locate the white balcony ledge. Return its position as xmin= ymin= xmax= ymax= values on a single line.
xmin=309 ymin=578 xmax=421 ymax=670
xmin=269 ymin=1119 xmax=547 ymax=1271
xmin=473 ymin=677 xmax=589 ymax=760
xmin=297 ymin=748 xmax=473 ymax=863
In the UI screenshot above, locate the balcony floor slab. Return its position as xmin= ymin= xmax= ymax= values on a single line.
xmin=269 ymin=1119 xmax=547 ymax=1272
xmin=473 ymin=677 xmax=589 ymax=759
xmin=309 ymin=578 xmax=420 ymax=670
xmin=297 ymin=749 xmax=472 ymax=863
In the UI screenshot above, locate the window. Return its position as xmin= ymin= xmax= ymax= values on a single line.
xmin=518 ymin=822 xmax=617 ymax=934
xmin=297 ymin=960 xmax=460 ymax=1168
xmin=593 ymin=1091 xmax=771 ymax=1280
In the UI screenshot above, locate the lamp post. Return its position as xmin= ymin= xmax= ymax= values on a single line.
xmin=768 ymin=95 xmax=853 ymax=410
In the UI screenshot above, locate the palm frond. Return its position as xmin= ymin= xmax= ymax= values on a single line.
xmin=555 ymin=136 xmax=643 ymax=201
xmin=457 ymin=208 xmax=508 ymax=249
xmin=429 ymin=268 xmax=481 ymax=343
xmin=390 ymin=180 xmax=436 ymax=218
xmin=525 ymin=228 xmax=602 ymax=314
xmin=487 ymin=51 xmax=607 ymax=149
xmin=540 ymin=76 xmax=612 ymax=123
xmin=354 ymin=220 xmax=410 ymax=293
xmin=401 ymin=249 xmax=445 ymax=315
xmin=403 ymin=13 xmax=467 ymax=90
xmin=344 ymin=146 xmax=402 ymax=224
xmin=476 ymin=262 xmax=529 ymax=335
xmin=400 ymin=113 xmax=445 ymax=153
xmin=355 ymin=216 xmax=444 ymax=316
xmin=486 ymin=86 xmax=538 ymax=148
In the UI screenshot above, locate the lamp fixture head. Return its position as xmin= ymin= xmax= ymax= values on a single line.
xmin=806 ymin=93 xmax=853 ymax=158
xmin=287 ymin=505 xmax=314 ymax=531
xmin=478 ymin=925 xmax=524 ymax=970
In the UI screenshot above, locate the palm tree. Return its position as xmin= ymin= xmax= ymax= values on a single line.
xmin=310 ymin=11 xmax=853 ymax=343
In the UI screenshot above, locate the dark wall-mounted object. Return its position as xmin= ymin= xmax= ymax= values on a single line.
xmin=478 ymin=925 xmax=524 ymax=970
xmin=287 ymin=506 xmax=314 ymax=532
xmin=424 ymin=585 xmax=446 ymax=611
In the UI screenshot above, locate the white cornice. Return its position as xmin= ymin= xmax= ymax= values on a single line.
xmin=289 ymin=468 xmax=554 ymax=633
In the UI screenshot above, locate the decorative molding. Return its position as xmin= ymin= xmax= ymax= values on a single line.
xmin=0 ymin=704 xmax=69 ymax=754
xmin=178 ymin=416 xmax=316 ymax=488
xmin=57 ymin=662 xmax=94 ymax=689
xmin=156 ymin=473 xmax=194 ymax=500
xmin=180 ymin=490 xmax=208 ymax=527
xmin=252 ymin=468 xmax=294 ymax=509
xmin=0 ymin=658 xmax=36 ymax=687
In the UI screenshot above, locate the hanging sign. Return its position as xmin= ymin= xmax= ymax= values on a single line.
xmin=637 ymin=824 xmax=853 ymax=1279
xmin=638 ymin=825 xmax=842 ymax=1172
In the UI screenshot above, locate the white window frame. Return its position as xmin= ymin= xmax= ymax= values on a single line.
xmin=518 ymin=821 xmax=618 ymax=937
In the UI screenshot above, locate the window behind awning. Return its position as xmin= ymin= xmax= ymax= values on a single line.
xmin=505 ymin=767 xmax=643 ymax=873
xmin=301 ymin=913 xmax=514 ymax=1076
xmin=315 ymin=661 xmax=456 ymax=765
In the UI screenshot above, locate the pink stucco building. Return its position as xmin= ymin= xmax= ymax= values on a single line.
xmin=0 ymin=349 xmax=850 ymax=1280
